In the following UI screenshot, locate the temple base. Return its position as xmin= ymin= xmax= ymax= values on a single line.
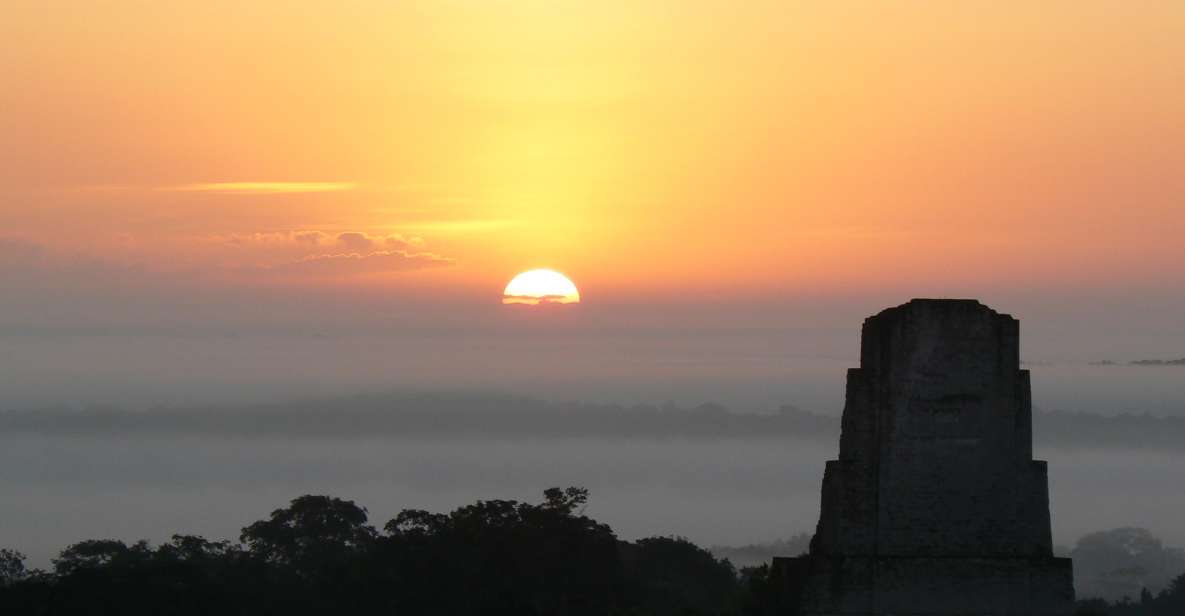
xmin=771 ymin=554 xmax=1074 ymax=616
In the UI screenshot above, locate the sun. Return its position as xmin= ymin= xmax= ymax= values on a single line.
xmin=502 ymin=269 xmax=581 ymax=305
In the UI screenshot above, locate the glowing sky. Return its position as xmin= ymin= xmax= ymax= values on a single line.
xmin=2 ymin=2 xmax=1184 ymax=407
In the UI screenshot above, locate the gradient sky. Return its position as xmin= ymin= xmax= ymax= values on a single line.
xmin=3 ymin=1 xmax=1184 ymax=409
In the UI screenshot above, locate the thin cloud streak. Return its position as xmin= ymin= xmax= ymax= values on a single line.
xmin=163 ymin=182 xmax=358 ymax=194
xmin=396 ymin=219 xmax=522 ymax=233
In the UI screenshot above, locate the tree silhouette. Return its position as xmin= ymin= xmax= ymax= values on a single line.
xmin=156 ymin=534 xmax=240 ymax=563
xmin=621 ymin=536 xmax=741 ymax=615
xmin=542 ymin=486 xmax=590 ymax=515
xmin=377 ymin=488 xmax=625 ymax=615
xmin=53 ymin=539 xmax=150 ymax=575
xmin=1 ymin=488 xmax=758 ymax=615
xmin=0 ymin=549 xmax=25 ymax=587
xmin=240 ymin=495 xmax=377 ymax=574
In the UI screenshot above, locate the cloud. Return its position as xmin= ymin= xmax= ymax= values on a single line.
xmin=152 ymin=230 xmax=451 ymax=279
xmin=163 ymin=182 xmax=358 ymax=195
xmin=294 ymin=231 xmax=328 ymax=245
xmin=271 ymin=250 xmax=454 ymax=276
xmin=215 ymin=230 xmax=424 ymax=252
xmin=331 ymin=231 xmax=425 ymax=252
xmin=336 ymin=231 xmax=427 ymax=250
xmin=222 ymin=232 xmax=292 ymax=247
xmin=502 ymin=294 xmax=577 ymax=306
xmin=387 ymin=234 xmax=424 ymax=249
xmin=335 ymin=232 xmax=373 ymax=252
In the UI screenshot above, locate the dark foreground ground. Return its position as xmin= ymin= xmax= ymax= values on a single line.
xmin=1 ymin=487 xmax=1182 ymax=615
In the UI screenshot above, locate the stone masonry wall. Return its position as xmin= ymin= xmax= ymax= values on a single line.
xmin=789 ymin=299 xmax=1073 ymax=615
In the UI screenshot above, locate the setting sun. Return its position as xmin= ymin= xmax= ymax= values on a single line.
xmin=502 ymin=269 xmax=581 ymax=305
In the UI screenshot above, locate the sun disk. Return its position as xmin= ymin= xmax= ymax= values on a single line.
xmin=502 ymin=269 xmax=581 ymax=305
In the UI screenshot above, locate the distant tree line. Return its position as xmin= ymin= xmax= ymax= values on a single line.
xmin=2 ymin=489 xmax=1182 ymax=615
xmin=1092 ymin=358 xmax=1185 ymax=366
xmin=0 ymin=394 xmax=839 ymax=440
xmin=709 ymin=534 xmax=813 ymax=569
xmin=4 ymin=392 xmax=1185 ymax=451
xmin=1075 ymin=580 xmax=1185 ymax=616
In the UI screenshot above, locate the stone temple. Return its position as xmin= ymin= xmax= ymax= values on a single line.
xmin=775 ymin=299 xmax=1074 ymax=615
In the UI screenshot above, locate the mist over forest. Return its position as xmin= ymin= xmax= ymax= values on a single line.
xmin=3 ymin=390 xmax=1183 ymax=607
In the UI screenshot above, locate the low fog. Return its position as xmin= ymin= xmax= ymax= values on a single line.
xmin=3 ymin=279 xmax=1183 ymax=600
xmin=3 ymin=392 xmax=1183 ymax=598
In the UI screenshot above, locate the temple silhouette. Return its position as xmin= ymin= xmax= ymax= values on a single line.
xmin=775 ymin=299 xmax=1074 ymax=615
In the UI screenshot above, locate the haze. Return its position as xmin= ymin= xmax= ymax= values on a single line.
xmin=2 ymin=1 xmax=1184 ymax=599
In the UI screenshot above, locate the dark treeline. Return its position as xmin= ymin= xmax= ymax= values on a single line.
xmin=2 ymin=489 xmax=1183 ymax=615
xmin=1077 ymin=586 xmax=1185 ymax=616
xmin=2 ymin=392 xmax=1183 ymax=450
xmin=717 ymin=529 xmax=1185 ymax=608
xmin=0 ymin=488 xmax=777 ymax=615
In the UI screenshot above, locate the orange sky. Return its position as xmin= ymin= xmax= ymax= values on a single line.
xmin=3 ymin=1 xmax=1185 ymax=300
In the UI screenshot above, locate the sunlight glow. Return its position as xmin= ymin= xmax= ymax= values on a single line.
xmin=164 ymin=182 xmax=358 ymax=194
xmin=502 ymin=269 xmax=581 ymax=305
